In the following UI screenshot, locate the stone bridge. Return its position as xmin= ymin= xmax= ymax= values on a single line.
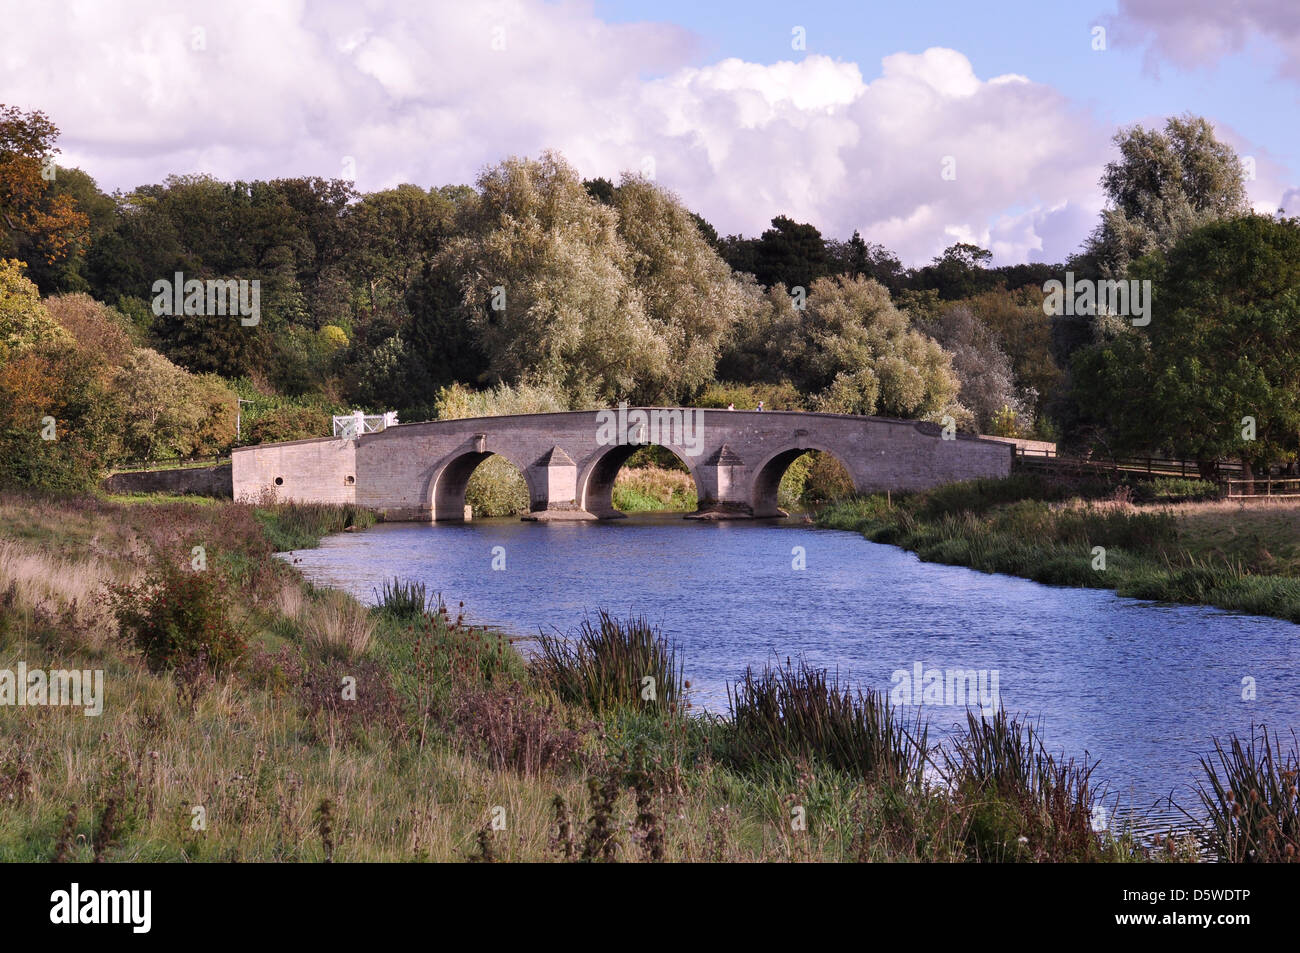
xmin=231 ymin=408 xmax=1012 ymax=521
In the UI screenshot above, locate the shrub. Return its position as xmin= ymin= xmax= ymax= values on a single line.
xmin=297 ymin=653 xmax=404 ymax=743
xmin=465 ymin=455 xmax=529 ymax=516
xmin=108 ymin=562 xmax=245 ymax=672
xmin=244 ymin=406 xmax=330 ymax=444
xmin=1143 ymin=477 xmax=1220 ymax=502
xmin=696 ymin=380 xmax=805 ymax=411
xmin=777 ymin=451 xmax=854 ymax=509
xmin=450 ymin=683 xmax=583 ymax=776
xmin=912 ymin=475 xmax=1058 ymax=520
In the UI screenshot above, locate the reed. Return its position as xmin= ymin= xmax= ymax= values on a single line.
xmin=1196 ymin=725 xmax=1300 ymax=862
xmin=723 ymin=659 xmax=929 ymax=785
xmin=531 ymin=612 xmax=684 ymax=715
xmin=943 ymin=709 xmax=1104 ymax=861
xmin=256 ymin=502 xmax=375 ymax=552
xmin=819 ymin=476 xmax=1300 ymax=624
xmin=375 ymin=577 xmax=430 ymax=619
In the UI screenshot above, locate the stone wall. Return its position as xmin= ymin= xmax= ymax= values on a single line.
xmin=103 ymin=463 xmax=233 ymax=497
xmin=979 ymin=434 xmax=1056 ymax=456
xmin=231 ymin=437 xmax=357 ymax=505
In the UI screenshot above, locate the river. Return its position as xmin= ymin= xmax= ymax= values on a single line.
xmin=287 ymin=513 xmax=1300 ymax=832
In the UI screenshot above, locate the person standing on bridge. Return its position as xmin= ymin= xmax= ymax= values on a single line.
xmin=757 ymin=400 xmax=764 ymax=412
xmin=727 ymin=402 xmax=734 ymax=410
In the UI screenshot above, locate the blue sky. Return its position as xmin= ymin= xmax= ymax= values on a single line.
xmin=595 ymin=0 xmax=1300 ymax=188
xmin=3 ymin=0 xmax=1295 ymax=265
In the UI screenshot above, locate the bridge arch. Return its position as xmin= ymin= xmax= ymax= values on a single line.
xmin=579 ymin=442 xmax=702 ymax=518
xmin=750 ymin=443 xmax=857 ymax=518
xmin=427 ymin=447 xmax=536 ymax=521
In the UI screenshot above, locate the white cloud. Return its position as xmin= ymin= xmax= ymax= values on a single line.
xmin=6 ymin=0 xmax=1261 ymax=266
xmin=1108 ymin=0 xmax=1300 ymax=80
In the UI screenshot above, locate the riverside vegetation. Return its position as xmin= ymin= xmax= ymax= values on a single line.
xmin=818 ymin=473 xmax=1300 ymax=625
xmin=2 ymin=489 xmax=1296 ymax=862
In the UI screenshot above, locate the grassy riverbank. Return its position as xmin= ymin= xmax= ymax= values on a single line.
xmin=1 ymin=488 xmax=1295 ymax=862
xmin=818 ymin=475 xmax=1300 ymax=625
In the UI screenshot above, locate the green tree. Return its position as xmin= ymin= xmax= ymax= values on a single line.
xmin=727 ymin=274 xmax=966 ymax=423
xmin=910 ymin=243 xmax=1001 ymax=300
xmin=612 ymin=175 xmax=750 ymax=403
xmin=1071 ymin=215 xmax=1300 ymax=476
xmin=437 ymin=151 xmax=662 ymax=401
xmin=752 ymin=215 xmax=829 ymax=290
xmin=113 ymin=348 xmax=197 ymax=460
xmin=1081 ymin=114 xmax=1248 ymax=279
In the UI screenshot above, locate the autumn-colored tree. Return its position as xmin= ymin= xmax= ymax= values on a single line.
xmin=0 ymin=258 xmax=70 ymax=352
xmin=0 ymin=105 xmax=89 ymax=269
xmin=0 ymin=339 xmax=117 ymax=490
xmin=44 ymin=292 xmax=135 ymax=366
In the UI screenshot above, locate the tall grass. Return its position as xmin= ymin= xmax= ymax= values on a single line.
xmin=531 ymin=612 xmax=684 ymax=714
xmin=375 ymin=577 xmax=430 ymax=619
xmin=257 ymin=502 xmax=375 ymax=551
xmin=943 ymin=709 xmax=1106 ymax=861
xmin=1196 ymin=725 xmax=1300 ymax=862
xmin=818 ymin=476 xmax=1300 ymax=624
xmin=612 ymin=467 xmax=697 ymax=512
xmin=723 ymin=659 xmax=929 ymax=785
xmin=301 ymin=589 xmax=376 ymax=659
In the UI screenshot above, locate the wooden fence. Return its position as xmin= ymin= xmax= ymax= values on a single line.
xmin=1014 ymin=448 xmax=1300 ymax=499
xmin=1223 ymin=478 xmax=1300 ymax=499
xmin=112 ymin=454 xmax=230 ymax=473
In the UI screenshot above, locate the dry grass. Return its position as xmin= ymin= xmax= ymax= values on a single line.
xmin=0 ymin=540 xmax=139 ymax=651
xmin=301 ymin=589 xmax=375 ymax=659
xmin=272 ymin=578 xmax=307 ymax=621
xmin=0 ymin=488 xmax=1160 ymax=863
xmin=1136 ymin=497 xmax=1300 ymax=575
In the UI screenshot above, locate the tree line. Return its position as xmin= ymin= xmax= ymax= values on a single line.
xmin=2 ymin=102 xmax=1294 ymax=488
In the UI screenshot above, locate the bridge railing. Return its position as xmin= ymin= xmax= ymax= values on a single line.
xmin=332 ymin=411 xmax=399 ymax=438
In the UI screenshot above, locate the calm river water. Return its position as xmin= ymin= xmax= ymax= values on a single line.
xmin=287 ymin=513 xmax=1300 ymax=830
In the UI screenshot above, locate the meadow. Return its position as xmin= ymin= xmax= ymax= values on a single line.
xmin=0 ymin=488 xmax=1294 ymax=862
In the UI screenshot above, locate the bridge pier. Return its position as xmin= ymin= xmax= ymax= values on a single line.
xmin=684 ymin=443 xmax=763 ymax=518
xmin=520 ymin=446 xmax=601 ymax=520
